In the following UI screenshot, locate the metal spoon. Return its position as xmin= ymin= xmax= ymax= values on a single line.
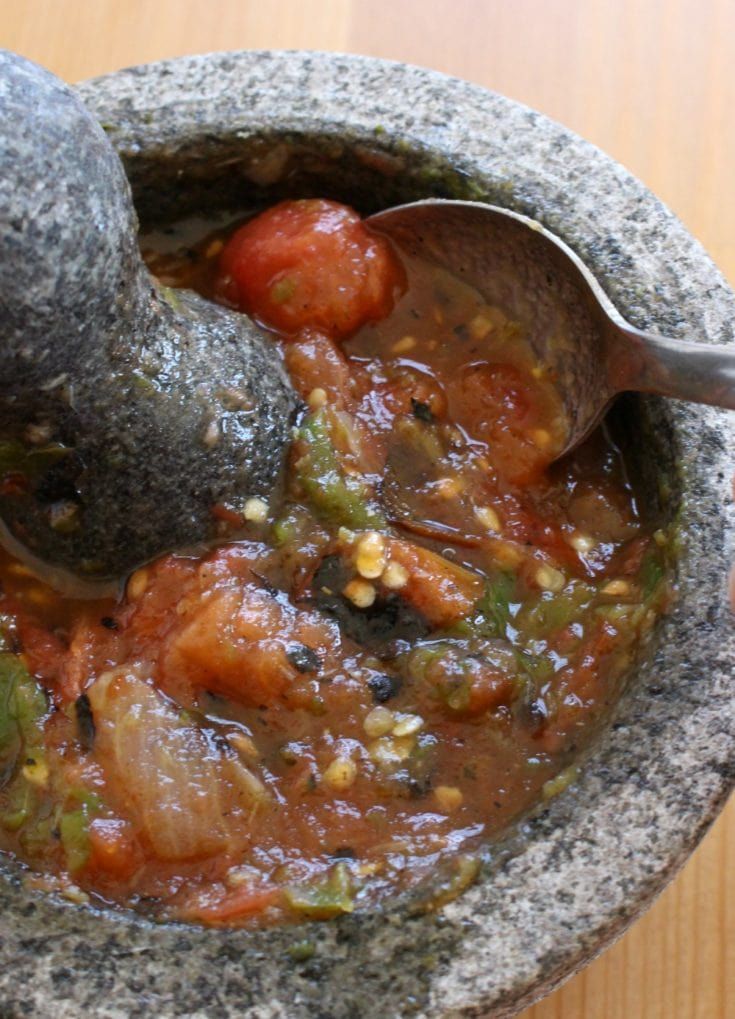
xmin=0 ymin=51 xmax=296 ymax=591
xmin=368 ymin=199 xmax=735 ymax=457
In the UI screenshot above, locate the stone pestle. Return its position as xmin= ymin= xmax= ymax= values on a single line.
xmin=0 ymin=51 xmax=296 ymax=590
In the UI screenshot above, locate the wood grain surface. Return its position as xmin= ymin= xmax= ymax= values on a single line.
xmin=1 ymin=2 xmax=733 ymax=1016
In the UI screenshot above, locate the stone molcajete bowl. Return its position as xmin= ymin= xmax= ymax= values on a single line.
xmin=1 ymin=51 xmax=733 ymax=1019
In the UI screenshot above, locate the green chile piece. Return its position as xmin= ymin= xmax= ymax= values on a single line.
xmin=0 ymin=652 xmax=47 ymax=783
xmin=59 ymin=807 xmax=93 ymax=872
xmin=295 ymin=411 xmax=385 ymax=530
xmin=284 ymin=862 xmax=355 ymax=919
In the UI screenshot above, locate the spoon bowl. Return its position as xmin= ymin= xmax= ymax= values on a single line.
xmin=369 ymin=199 xmax=735 ymax=457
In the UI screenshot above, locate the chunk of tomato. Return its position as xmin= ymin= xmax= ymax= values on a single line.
xmin=87 ymin=817 xmax=143 ymax=880
xmin=215 ymin=199 xmax=405 ymax=339
xmin=284 ymin=329 xmax=354 ymax=407
xmin=449 ymin=362 xmax=551 ymax=485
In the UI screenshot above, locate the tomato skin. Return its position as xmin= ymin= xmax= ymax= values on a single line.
xmin=383 ymin=538 xmax=483 ymax=628
xmin=284 ymin=330 xmax=353 ymax=407
xmin=216 ymin=199 xmax=405 ymax=338
xmin=181 ymin=884 xmax=280 ymax=925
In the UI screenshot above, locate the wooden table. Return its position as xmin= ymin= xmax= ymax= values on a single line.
xmin=2 ymin=2 xmax=733 ymax=1016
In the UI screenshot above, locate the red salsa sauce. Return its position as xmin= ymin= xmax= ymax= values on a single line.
xmin=0 ymin=200 xmax=673 ymax=925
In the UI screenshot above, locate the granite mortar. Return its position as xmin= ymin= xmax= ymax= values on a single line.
xmin=0 ymin=50 xmax=732 ymax=1019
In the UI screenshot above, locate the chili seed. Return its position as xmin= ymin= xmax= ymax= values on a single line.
xmin=227 ymin=731 xmax=259 ymax=760
xmin=391 ymin=335 xmax=416 ymax=353
xmin=343 ymin=578 xmax=376 ymax=608
xmin=307 ymin=387 xmax=327 ymax=409
xmin=127 ymin=569 xmax=148 ymax=600
xmin=22 ymin=757 xmax=49 ymax=788
xmin=243 ymin=497 xmax=268 ymax=524
xmin=530 ymin=428 xmax=552 ymax=450
xmin=542 ymin=765 xmax=579 ymax=800
xmin=226 ymin=865 xmax=258 ymax=887
xmin=392 ymin=713 xmax=424 ymax=737
xmin=61 ymin=885 xmax=90 ymax=905
xmin=369 ymin=735 xmax=413 ymax=767
xmin=495 ymin=542 xmax=523 ymax=568
xmin=436 ymin=477 xmax=463 ymax=499
xmin=381 ymin=562 xmax=409 ymax=590
xmin=469 ymin=314 xmax=492 ymax=340
xmin=535 ymin=564 xmax=565 ymax=593
xmin=323 ymin=756 xmax=357 ymax=791
xmin=569 ymin=531 xmax=596 ymax=553
xmin=364 ymin=705 xmax=395 ymax=737
xmin=434 ymin=785 xmax=463 ymax=812
xmin=355 ymin=532 xmax=386 ymax=580
xmin=474 ymin=505 xmax=501 ymax=532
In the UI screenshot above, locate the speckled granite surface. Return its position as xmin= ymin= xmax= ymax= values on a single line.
xmin=0 ymin=51 xmax=732 ymax=1019
xmin=0 ymin=50 xmax=294 ymax=585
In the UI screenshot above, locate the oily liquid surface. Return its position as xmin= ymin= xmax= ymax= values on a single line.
xmin=0 ymin=207 xmax=672 ymax=926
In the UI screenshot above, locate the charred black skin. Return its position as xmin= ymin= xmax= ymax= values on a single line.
xmin=311 ymin=555 xmax=429 ymax=653
xmin=0 ymin=51 xmax=296 ymax=585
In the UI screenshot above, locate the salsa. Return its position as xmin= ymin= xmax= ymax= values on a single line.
xmin=0 ymin=199 xmax=673 ymax=926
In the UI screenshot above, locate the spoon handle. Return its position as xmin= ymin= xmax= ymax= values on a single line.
xmin=614 ymin=325 xmax=735 ymax=411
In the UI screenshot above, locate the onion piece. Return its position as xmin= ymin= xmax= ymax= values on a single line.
xmin=88 ymin=666 xmax=268 ymax=861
